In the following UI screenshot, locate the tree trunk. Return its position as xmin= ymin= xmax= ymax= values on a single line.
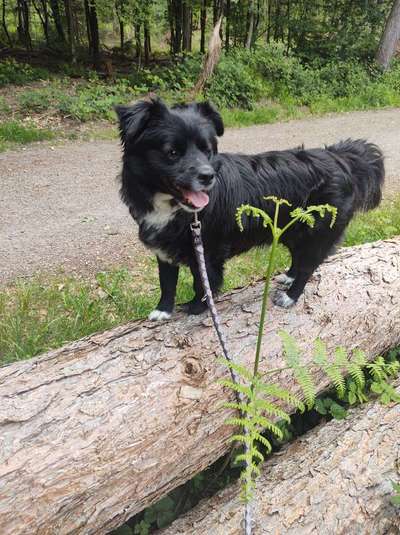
xmin=2 ymin=0 xmax=12 ymax=46
xmin=32 ymin=0 xmax=49 ymax=46
xmin=83 ymin=0 xmax=92 ymax=52
xmin=225 ymin=0 xmax=230 ymax=49
xmin=114 ymin=0 xmax=124 ymax=50
xmin=200 ymin=0 xmax=207 ymax=53
xmin=135 ymin=23 xmax=141 ymax=62
xmin=49 ymin=0 xmax=65 ymax=43
xmin=160 ymin=377 xmax=400 ymax=534
xmin=88 ymin=0 xmax=100 ymax=68
xmin=246 ymin=0 xmax=255 ymax=48
xmin=192 ymin=14 xmax=222 ymax=96
xmin=64 ymin=0 xmax=76 ymax=62
xmin=376 ymin=0 xmax=400 ymax=70
xmin=0 ymin=238 xmax=399 ymax=535
xmin=167 ymin=0 xmax=176 ymax=54
xmin=182 ymin=0 xmax=192 ymax=51
xmin=144 ymin=22 xmax=150 ymax=66
xmin=17 ymin=0 xmax=32 ymax=50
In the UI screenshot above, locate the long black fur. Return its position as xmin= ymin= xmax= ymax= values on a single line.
xmin=116 ymin=97 xmax=384 ymax=318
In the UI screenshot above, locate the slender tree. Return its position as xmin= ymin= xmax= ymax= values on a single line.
xmin=376 ymin=0 xmax=400 ymax=70
xmin=182 ymin=0 xmax=192 ymax=51
xmin=144 ymin=21 xmax=151 ymax=65
xmin=200 ymin=0 xmax=207 ymax=52
xmin=17 ymin=0 xmax=32 ymax=50
xmin=246 ymin=0 xmax=255 ymax=48
xmin=49 ymin=0 xmax=65 ymax=42
xmin=64 ymin=0 xmax=77 ymax=61
xmin=2 ymin=0 xmax=12 ymax=45
xmin=32 ymin=0 xmax=50 ymax=46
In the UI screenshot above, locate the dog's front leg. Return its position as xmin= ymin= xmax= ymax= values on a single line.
xmin=148 ymin=258 xmax=179 ymax=321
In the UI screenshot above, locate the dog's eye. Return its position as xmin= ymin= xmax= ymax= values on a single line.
xmin=168 ymin=149 xmax=178 ymax=159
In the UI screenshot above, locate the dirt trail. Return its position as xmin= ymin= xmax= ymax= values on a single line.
xmin=1 ymin=108 xmax=399 ymax=284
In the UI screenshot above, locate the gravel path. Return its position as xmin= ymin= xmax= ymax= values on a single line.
xmin=1 ymin=108 xmax=399 ymax=284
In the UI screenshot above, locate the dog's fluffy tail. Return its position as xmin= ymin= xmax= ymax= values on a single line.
xmin=330 ymin=139 xmax=385 ymax=212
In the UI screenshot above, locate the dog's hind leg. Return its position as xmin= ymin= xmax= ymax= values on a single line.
xmin=273 ymin=232 xmax=343 ymax=308
xmin=182 ymin=259 xmax=224 ymax=315
xmin=148 ymin=258 xmax=179 ymax=321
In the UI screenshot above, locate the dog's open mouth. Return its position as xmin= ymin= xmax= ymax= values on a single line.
xmin=178 ymin=188 xmax=210 ymax=210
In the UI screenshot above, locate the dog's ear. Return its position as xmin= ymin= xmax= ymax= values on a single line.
xmin=196 ymin=102 xmax=224 ymax=137
xmin=115 ymin=98 xmax=168 ymax=143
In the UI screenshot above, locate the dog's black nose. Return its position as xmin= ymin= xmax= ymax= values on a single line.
xmin=198 ymin=165 xmax=215 ymax=184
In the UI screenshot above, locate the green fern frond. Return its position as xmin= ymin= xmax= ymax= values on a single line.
xmin=236 ymin=204 xmax=273 ymax=232
xmin=386 ymin=360 xmax=400 ymax=376
xmin=218 ymin=358 xmax=254 ymax=381
xmin=251 ymin=415 xmax=284 ymax=439
xmin=263 ymin=195 xmax=292 ymax=207
xmin=279 ymin=330 xmax=301 ymax=367
xmin=324 ymin=364 xmax=346 ymax=398
xmin=306 ymin=204 xmax=338 ymax=228
xmin=293 ymin=366 xmax=316 ymax=409
xmin=219 ymin=379 xmax=252 ymax=397
xmin=289 ymin=207 xmax=316 ymax=228
xmin=367 ymin=356 xmax=387 ymax=381
xmin=225 ymin=417 xmax=252 ymax=428
xmin=334 ymin=346 xmax=349 ymax=367
xmin=253 ymin=432 xmax=272 ymax=452
xmin=351 ymin=348 xmax=367 ymax=367
xmin=313 ymin=338 xmax=328 ymax=367
xmin=235 ymin=453 xmax=254 ymax=465
xmin=252 ymin=398 xmax=291 ymax=422
xmin=228 ymin=434 xmax=252 ymax=445
xmin=251 ymin=448 xmax=265 ymax=463
xmin=258 ymin=382 xmax=305 ymax=412
xmin=222 ymin=401 xmax=251 ymax=413
xmin=347 ymin=361 xmax=365 ymax=388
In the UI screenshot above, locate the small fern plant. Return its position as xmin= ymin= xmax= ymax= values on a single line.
xmin=220 ymin=196 xmax=337 ymax=502
xmin=220 ymin=197 xmax=399 ymax=512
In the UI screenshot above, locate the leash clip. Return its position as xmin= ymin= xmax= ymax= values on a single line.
xmin=190 ymin=211 xmax=202 ymax=233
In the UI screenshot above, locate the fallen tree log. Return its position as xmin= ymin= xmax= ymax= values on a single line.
xmin=0 ymin=238 xmax=400 ymax=535
xmin=160 ymin=378 xmax=400 ymax=535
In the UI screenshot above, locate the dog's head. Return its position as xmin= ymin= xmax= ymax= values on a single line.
xmin=115 ymin=97 xmax=224 ymax=211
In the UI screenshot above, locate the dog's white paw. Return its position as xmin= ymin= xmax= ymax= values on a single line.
xmin=272 ymin=290 xmax=295 ymax=308
xmin=275 ymin=273 xmax=295 ymax=288
xmin=148 ymin=309 xmax=172 ymax=321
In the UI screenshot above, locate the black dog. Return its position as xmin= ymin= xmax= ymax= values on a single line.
xmin=116 ymin=97 xmax=384 ymax=320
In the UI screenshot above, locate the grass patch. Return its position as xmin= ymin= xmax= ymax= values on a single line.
xmin=0 ymin=121 xmax=54 ymax=150
xmin=1 ymin=197 xmax=399 ymax=366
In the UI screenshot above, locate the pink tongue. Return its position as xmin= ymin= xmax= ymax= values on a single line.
xmin=183 ymin=190 xmax=209 ymax=209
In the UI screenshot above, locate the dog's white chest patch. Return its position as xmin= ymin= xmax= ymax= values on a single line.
xmin=142 ymin=193 xmax=178 ymax=230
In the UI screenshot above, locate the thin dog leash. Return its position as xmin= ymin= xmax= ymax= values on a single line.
xmin=190 ymin=211 xmax=254 ymax=535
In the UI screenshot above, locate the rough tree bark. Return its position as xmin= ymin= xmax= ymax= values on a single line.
xmin=200 ymin=0 xmax=207 ymax=53
xmin=376 ymin=0 xmax=400 ymax=70
xmin=0 ymin=238 xmax=399 ymax=535
xmin=161 ymin=378 xmax=400 ymax=535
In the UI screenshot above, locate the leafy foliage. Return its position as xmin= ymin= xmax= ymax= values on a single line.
xmin=223 ymin=335 xmax=400 ymax=502
xmin=0 ymin=59 xmax=50 ymax=86
xmin=222 ymin=196 xmax=399 ymax=507
xmin=391 ymin=482 xmax=400 ymax=506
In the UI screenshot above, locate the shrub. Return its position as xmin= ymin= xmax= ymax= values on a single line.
xmin=0 ymin=59 xmax=50 ymax=86
xmin=206 ymin=51 xmax=266 ymax=109
xmin=57 ymin=79 xmax=138 ymax=121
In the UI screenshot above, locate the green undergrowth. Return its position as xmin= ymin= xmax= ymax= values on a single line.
xmin=1 ymin=196 xmax=399 ymax=366
xmin=1 ymin=50 xmax=400 ymax=148
xmin=112 ymin=346 xmax=400 ymax=535
xmin=0 ymin=120 xmax=54 ymax=151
